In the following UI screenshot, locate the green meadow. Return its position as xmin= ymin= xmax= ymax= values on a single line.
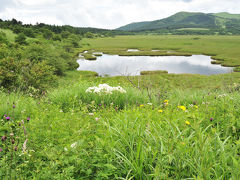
xmin=84 ymin=35 xmax=240 ymax=68
xmin=1 ymin=33 xmax=240 ymax=179
xmin=0 ymin=28 xmax=17 ymax=42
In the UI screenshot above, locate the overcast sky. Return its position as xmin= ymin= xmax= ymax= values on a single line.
xmin=0 ymin=0 xmax=240 ymax=29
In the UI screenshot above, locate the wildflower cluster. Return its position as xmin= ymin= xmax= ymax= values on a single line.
xmin=189 ymin=104 xmax=198 ymax=109
xmin=1 ymin=115 xmax=30 ymax=157
xmin=0 ymin=103 xmax=31 ymax=177
xmin=164 ymin=100 xmax=169 ymax=106
xmin=178 ymin=106 xmax=186 ymax=111
xmin=218 ymin=94 xmax=227 ymax=98
xmin=86 ymin=84 xmax=126 ymax=95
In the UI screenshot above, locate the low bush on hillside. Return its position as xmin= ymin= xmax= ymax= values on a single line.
xmin=0 ymin=29 xmax=79 ymax=93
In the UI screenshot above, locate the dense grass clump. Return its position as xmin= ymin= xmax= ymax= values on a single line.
xmin=83 ymin=54 xmax=97 ymax=60
xmin=47 ymin=81 xmax=151 ymax=111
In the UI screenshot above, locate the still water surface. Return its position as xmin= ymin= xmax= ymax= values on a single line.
xmin=77 ymin=54 xmax=233 ymax=76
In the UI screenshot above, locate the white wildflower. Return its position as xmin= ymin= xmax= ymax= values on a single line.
xmin=95 ymin=117 xmax=100 ymax=121
xmin=22 ymin=139 xmax=28 ymax=153
xmin=147 ymin=103 xmax=153 ymax=106
xmin=218 ymin=94 xmax=227 ymax=98
xmin=71 ymin=142 xmax=77 ymax=148
xmin=85 ymin=84 xmax=126 ymax=94
xmin=89 ymin=113 xmax=94 ymax=116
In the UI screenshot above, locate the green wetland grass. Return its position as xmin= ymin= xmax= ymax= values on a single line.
xmin=83 ymin=35 xmax=240 ymax=67
xmin=1 ymin=70 xmax=240 ymax=179
xmin=83 ymin=53 xmax=97 ymax=60
xmin=140 ymin=70 xmax=168 ymax=75
xmin=1 ymin=34 xmax=240 ymax=179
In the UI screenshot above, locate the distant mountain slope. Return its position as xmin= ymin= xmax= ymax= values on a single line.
xmin=116 ymin=12 xmax=240 ymax=32
xmin=213 ymin=12 xmax=240 ymax=20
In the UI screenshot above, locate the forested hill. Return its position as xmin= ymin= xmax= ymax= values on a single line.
xmin=116 ymin=12 xmax=240 ymax=35
xmin=0 ymin=18 xmax=129 ymax=37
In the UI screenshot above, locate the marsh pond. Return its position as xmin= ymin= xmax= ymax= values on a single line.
xmin=77 ymin=54 xmax=233 ymax=76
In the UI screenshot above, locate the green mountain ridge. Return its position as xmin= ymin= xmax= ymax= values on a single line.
xmin=212 ymin=12 xmax=240 ymax=20
xmin=116 ymin=12 xmax=240 ymax=33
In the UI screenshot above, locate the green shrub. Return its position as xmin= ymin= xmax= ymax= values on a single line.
xmin=0 ymin=57 xmax=21 ymax=89
xmin=0 ymin=44 xmax=10 ymax=59
xmin=42 ymin=29 xmax=53 ymax=40
xmin=23 ymin=28 xmax=35 ymax=38
xmin=84 ymin=32 xmax=94 ymax=38
xmin=60 ymin=52 xmax=79 ymax=70
xmin=61 ymin=31 xmax=70 ymax=39
xmin=0 ymin=32 xmax=8 ymax=44
xmin=15 ymin=33 xmax=27 ymax=45
xmin=0 ymin=57 xmax=56 ymax=92
xmin=12 ymin=26 xmax=23 ymax=34
xmin=23 ymin=43 xmax=46 ymax=62
xmin=23 ymin=43 xmax=76 ymax=76
xmin=20 ymin=60 xmax=57 ymax=92
xmin=52 ymin=34 xmax=62 ymax=41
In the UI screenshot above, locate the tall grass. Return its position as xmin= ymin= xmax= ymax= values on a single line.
xmin=47 ymin=81 xmax=152 ymax=111
xmin=0 ymin=91 xmax=38 ymax=179
xmin=1 ymin=80 xmax=240 ymax=179
xmin=95 ymin=89 xmax=240 ymax=179
xmin=0 ymin=91 xmax=37 ymax=120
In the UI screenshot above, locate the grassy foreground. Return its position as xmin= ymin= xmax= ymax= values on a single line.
xmin=1 ymin=69 xmax=240 ymax=179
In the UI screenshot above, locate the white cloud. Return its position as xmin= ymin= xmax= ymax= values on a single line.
xmin=0 ymin=0 xmax=239 ymax=29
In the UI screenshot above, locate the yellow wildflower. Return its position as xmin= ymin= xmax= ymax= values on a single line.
xmin=164 ymin=100 xmax=169 ymax=106
xmin=185 ymin=121 xmax=190 ymax=125
xmin=194 ymin=105 xmax=198 ymax=109
xmin=178 ymin=106 xmax=186 ymax=111
xmin=140 ymin=104 xmax=144 ymax=107
xmin=158 ymin=110 xmax=163 ymax=113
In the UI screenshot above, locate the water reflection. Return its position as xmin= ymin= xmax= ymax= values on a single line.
xmin=77 ymin=54 xmax=233 ymax=76
xmin=127 ymin=49 xmax=139 ymax=52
